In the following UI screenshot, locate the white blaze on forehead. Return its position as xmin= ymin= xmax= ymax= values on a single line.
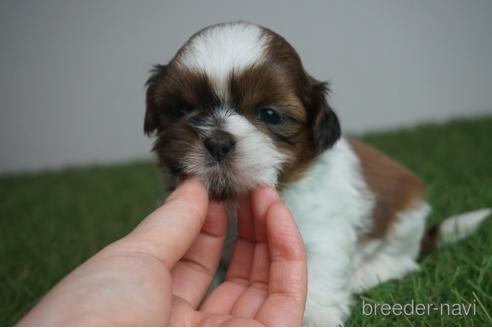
xmin=177 ymin=23 xmax=268 ymax=97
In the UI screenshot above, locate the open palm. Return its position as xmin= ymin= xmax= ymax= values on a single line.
xmin=18 ymin=180 xmax=306 ymax=326
xmin=169 ymin=188 xmax=307 ymax=326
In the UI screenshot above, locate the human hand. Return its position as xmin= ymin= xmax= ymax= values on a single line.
xmin=18 ymin=178 xmax=307 ymax=326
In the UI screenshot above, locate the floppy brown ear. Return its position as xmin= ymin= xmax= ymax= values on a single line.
xmin=144 ymin=64 xmax=167 ymax=135
xmin=308 ymin=78 xmax=341 ymax=152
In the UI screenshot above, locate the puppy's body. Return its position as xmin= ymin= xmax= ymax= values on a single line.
xmin=144 ymin=22 xmax=490 ymax=325
xmin=282 ymin=137 xmax=429 ymax=324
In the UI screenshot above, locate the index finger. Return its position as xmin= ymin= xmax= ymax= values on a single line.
xmin=115 ymin=178 xmax=209 ymax=270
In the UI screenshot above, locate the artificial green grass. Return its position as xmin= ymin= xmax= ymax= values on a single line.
xmin=1 ymin=116 xmax=491 ymax=326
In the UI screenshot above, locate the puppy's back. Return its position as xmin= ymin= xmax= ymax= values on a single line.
xmin=348 ymin=138 xmax=426 ymax=240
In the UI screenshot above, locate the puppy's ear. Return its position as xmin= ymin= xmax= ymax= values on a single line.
xmin=144 ymin=64 xmax=167 ymax=135
xmin=308 ymin=77 xmax=341 ymax=152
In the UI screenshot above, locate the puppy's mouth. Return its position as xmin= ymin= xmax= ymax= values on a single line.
xmin=196 ymin=130 xmax=239 ymax=200
xmin=175 ymin=155 xmax=241 ymax=201
xmin=200 ymin=167 xmax=238 ymax=201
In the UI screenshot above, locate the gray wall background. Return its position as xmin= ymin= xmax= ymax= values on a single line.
xmin=1 ymin=0 xmax=491 ymax=173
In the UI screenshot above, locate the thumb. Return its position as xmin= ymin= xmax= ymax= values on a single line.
xmin=115 ymin=177 xmax=209 ymax=270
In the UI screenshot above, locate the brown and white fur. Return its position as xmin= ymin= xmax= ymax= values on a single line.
xmin=144 ymin=22 xmax=491 ymax=326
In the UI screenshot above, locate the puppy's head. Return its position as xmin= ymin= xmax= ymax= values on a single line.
xmin=145 ymin=22 xmax=340 ymax=200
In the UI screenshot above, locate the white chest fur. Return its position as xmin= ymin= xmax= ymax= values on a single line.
xmin=281 ymin=138 xmax=375 ymax=325
xmin=281 ymin=138 xmax=374 ymax=246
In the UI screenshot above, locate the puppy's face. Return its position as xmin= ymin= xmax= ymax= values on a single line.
xmin=145 ymin=22 xmax=340 ymax=200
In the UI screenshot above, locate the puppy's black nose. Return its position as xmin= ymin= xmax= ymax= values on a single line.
xmin=204 ymin=131 xmax=236 ymax=162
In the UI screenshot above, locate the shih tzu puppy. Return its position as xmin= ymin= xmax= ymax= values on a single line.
xmin=144 ymin=22 xmax=490 ymax=326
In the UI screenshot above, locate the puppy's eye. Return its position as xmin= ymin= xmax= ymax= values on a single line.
xmin=170 ymin=105 xmax=193 ymax=117
xmin=257 ymin=107 xmax=282 ymax=125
